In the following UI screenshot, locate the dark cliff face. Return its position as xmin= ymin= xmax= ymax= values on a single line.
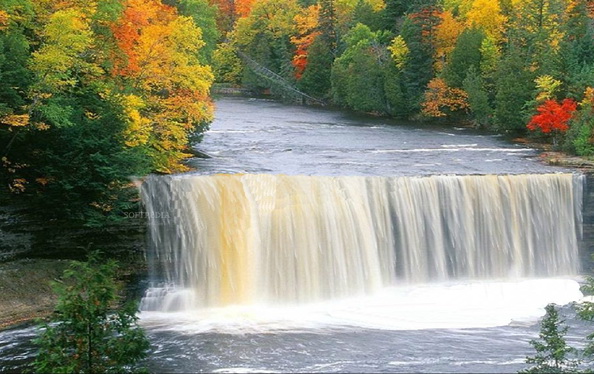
xmin=580 ymin=174 xmax=594 ymax=272
xmin=2 ymin=173 xmax=594 ymax=274
xmin=0 ymin=189 xmax=146 ymax=262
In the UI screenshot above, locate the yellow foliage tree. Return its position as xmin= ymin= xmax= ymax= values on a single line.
xmin=31 ymin=9 xmax=97 ymax=94
xmin=111 ymin=0 xmax=214 ymax=173
xmin=0 ymin=10 xmax=9 ymax=30
xmin=434 ymin=11 xmax=464 ymax=72
xmin=387 ymin=35 xmax=409 ymax=70
xmin=465 ymin=0 xmax=507 ymax=39
xmin=291 ymin=5 xmax=320 ymax=78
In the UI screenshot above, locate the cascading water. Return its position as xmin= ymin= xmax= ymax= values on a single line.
xmin=140 ymin=173 xmax=583 ymax=314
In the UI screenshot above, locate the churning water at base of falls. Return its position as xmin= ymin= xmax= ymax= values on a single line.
xmin=141 ymin=173 xmax=582 ymax=310
xmin=132 ymin=98 xmax=586 ymax=373
xmin=137 ymin=170 xmax=585 ymax=372
xmin=137 ymin=278 xmax=585 ymax=373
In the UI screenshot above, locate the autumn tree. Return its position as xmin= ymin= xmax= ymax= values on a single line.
xmin=172 ymin=0 xmax=220 ymax=63
xmin=421 ymin=77 xmax=469 ymax=117
xmin=433 ymin=10 xmax=463 ymax=72
xmin=3 ymin=1 xmax=152 ymax=223
xmin=1 ymin=0 xmax=214 ymax=225
xmin=291 ymin=5 xmax=320 ymax=79
xmin=527 ymin=98 xmax=577 ymax=134
xmin=111 ymin=0 xmax=214 ymax=173
xmin=465 ymin=0 xmax=507 ymax=39
xmin=213 ymin=42 xmax=244 ymax=84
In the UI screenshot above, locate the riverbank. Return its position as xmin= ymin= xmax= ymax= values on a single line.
xmin=0 ymin=254 xmax=147 ymax=331
xmin=0 ymin=259 xmax=70 ymax=330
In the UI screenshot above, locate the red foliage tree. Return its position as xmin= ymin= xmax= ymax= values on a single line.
xmin=527 ymin=99 xmax=578 ymax=133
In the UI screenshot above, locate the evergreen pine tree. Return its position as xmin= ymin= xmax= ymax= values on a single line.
xmin=32 ymin=252 xmax=150 ymax=373
xmin=298 ymin=36 xmax=333 ymax=98
xmin=521 ymin=304 xmax=579 ymax=374
xmin=494 ymin=48 xmax=534 ymax=132
xmin=463 ymin=65 xmax=492 ymax=127
xmin=443 ymin=28 xmax=485 ymax=88
xmin=400 ymin=16 xmax=435 ymax=114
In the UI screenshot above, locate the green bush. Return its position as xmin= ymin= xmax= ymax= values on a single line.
xmin=521 ymin=304 xmax=579 ymax=374
xmin=32 ymin=252 xmax=150 ymax=374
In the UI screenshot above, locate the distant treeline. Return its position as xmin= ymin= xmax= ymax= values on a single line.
xmin=214 ymin=0 xmax=594 ymax=153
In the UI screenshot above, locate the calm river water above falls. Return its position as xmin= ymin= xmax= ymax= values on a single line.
xmin=187 ymin=97 xmax=566 ymax=176
xmin=0 ymin=97 xmax=586 ymax=373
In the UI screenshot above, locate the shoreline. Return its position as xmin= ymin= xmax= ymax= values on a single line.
xmin=0 ymin=259 xmax=70 ymax=331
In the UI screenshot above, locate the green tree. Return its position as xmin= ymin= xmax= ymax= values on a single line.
xmin=507 ymin=0 xmax=565 ymax=77
xmin=442 ymin=28 xmax=485 ymax=88
xmin=331 ymin=23 xmax=395 ymax=113
xmin=382 ymin=0 xmax=407 ymax=32
xmin=384 ymin=61 xmax=407 ymax=117
xmin=463 ymin=65 xmax=492 ymax=127
xmin=298 ymin=35 xmax=334 ymax=98
xmin=173 ymin=0 xmax=220 ymax=63
xmin=233 ymin=0 xmax=300 ymax=92
xmin=319 ymin=0 xmax=338 ymax=53
xmin=351 ymin=0 xmax=383 ymax=31
xmin=0 ymin=0 xmax=33 ymax=119
xmin=559 ymin=0 xmax=594 ymax=101
xmin=578 ymin=274 xmax=594 ymax=361
xmin=494 ymin=48 xmax=534 ymax=132
xmin=521 ymin=304 xmax=579 ymax=374
xmin=32 ymin=252 xmax=150 ymax=373
xmin=213 ymin=42 xmax=244 ymax=84
xmin=564 ymin=88 xmax=594 ymax=157
xmin=400 ymin=11 xmax=437 ymax=115
xmin=28 ymin=89 xmax=151 ymax=225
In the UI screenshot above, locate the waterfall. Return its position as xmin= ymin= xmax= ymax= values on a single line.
xmin=140 ymin=173 xmax=583 ymax=312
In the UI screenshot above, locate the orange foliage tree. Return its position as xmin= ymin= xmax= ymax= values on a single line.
xmin=527 ymin=99 xmax=578 ymax=133
xmin=291 ymin=5 xmax=320 ymax=79
xmin=235 ymin=0 xmax=255 ymax=17
xmin=422 ymin=78 xmax=469 ymax=117
xmin=111 ymin=0 xmax=214 ymax=173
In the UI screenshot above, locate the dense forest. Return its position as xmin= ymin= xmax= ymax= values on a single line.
xmin=0 ymin=0 xmax=216 ymax=225
xmin=214 ymin=0 xmax=594 ymax=151
xmin=1 ymin=0 xmax=594 ymax=226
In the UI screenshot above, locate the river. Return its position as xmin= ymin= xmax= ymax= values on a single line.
xmin=0 ymin=97 xmax=587 ymax=373
xmin=187 ymin=97 xmax=566 ymax=177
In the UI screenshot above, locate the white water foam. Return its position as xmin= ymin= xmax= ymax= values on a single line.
xmin=140 ymin=278 xmax=582 ymax=334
